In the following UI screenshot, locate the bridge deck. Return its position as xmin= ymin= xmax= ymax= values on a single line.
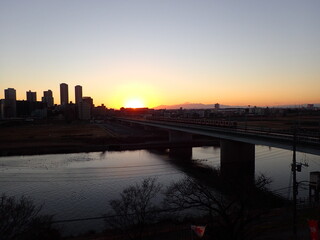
xmin=120 ymin=118 xmax=320 ymax=156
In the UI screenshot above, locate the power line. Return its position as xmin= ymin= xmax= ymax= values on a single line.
xmin=0 ymin=163 xmax=170 ymax=173
xmin=0 ymin=171 xmax=182 ymax=183
xmin=0 ymin=166 xmax=175 ymax=178
xmin=51 ymin=206 xmax=197 ymax=224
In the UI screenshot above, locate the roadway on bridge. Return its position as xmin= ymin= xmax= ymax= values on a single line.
xmin=120 ymin=118 xmax=320 ymax=156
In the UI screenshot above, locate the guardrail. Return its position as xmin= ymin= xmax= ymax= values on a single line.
xmin=119 ymin=117 xmax=320 ymax=146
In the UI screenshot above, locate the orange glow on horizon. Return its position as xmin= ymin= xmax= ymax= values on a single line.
xmin=105 ymin=82 xmax=161 ymax=109
xmin=124 ymin=98 xmax=145 ymax=108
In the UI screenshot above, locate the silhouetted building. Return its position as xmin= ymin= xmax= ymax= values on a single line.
xmin=79 ymin=97 xmax=93 ymax=120
xmin=42 ymin=90 xmax=54 ymax=107
xmin=26 ymin=90 xmax=37 ymax=102
xmin=5 ymin=88 xmax=16 ymax=100
xmin=82 ymin=97 xmax=93 ymax=106
xmin=0 ymin=100 xmax=5 ymax=119
xmin=75 ymin=85 xmax=82 ymax=105
xmin=17 ymin=101 xmax=47 ymax=119
xmin=1 ymin=88 xmax=17 ymax=118
xmin=60 ymin=83 xmax=69 ymax=105
xmin=93 ymin=104 xmax=107 ymax=119
xmin=63 ymin=103 xmax=77 ymax=122
xmin=308 ymin=104 xmax=315 ymax=109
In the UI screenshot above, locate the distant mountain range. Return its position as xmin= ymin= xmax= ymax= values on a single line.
xmin=153 ymin=102 xmax=320 ymax=110
xmin=154 ymin=103 xmax=237 ymax=109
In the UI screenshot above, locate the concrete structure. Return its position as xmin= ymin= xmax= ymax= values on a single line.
xmin=42 ymin=90 xmax=54 ymax=107
xmin=16 ymin=101 xmax=47 ymax=119
xmin=5 ymin=88 xmax=16 ymax=100
xmin=119 ymin=118 xmax=320 ymax=182
xmin=26 ymin=90 xmax=37 ymax=102
xmin=2 ymin=88 xmax=17 ymax=118
xmin=310 ymin=172 xmax=320 ymax=202
xmin=92 ymin=104 xmax=107 ymax=119
xmin=82 ymin=97 xmax=93 ymax=106
xmin=75 ymin=85 xmax=82 ymax=105
xmin=121 ymin=118 xmax=320 ymax=155
xmin=79 ymin=97 xmax=93 ymax=120
xmin=169 ymin=147 xmax=193 ymax=160
xmin=220 ymin=140 xmax=255 ymax=183
xmin=60 ymin=83 xmax=69 ymax=105
xmin=0 ymin=99 xmax=5 ymax=119
xmin=63 ymin=103 xmax=77 ymax=122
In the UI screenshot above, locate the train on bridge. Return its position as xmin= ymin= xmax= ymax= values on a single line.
xmin=146 ymin=116 xmax=238 ymax=128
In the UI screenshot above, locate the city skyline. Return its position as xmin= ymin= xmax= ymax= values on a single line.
xmin=1 ymin=83 xmax=87 ymax=106
xmin=1 ymin=0 xmax=320 ymax=109
xmin=2 ymin=83 xmax=319 ymax=109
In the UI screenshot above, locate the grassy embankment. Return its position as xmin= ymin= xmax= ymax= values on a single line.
xmin=0 ymin=123 xmax=118 ymax=156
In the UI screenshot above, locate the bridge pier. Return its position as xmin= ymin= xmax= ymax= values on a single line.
xmin=168 ymin=130 xmax=193 ymax=160
xmin=169 ymin=147 xmax=192 ymax=161
xmin=220 ymin=139 xmax=255 ymax=184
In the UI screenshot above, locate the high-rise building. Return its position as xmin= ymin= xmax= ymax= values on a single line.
xmin=60 ymin=83 xmax=69 ymax=105
xmin=3 ymin=88 xmax=17 ymax=118
xmin=79 ymin=97 xmax=93 ymax=120
xmin=5 ymin=88 xmax=16 ymax=100
xmin=26 ymin=90 xmax=37 ymax=102
xmin=75 ymin=85 xmax=82 ymax=104
xmin=42 ymin=90 xmax=54 ymax=107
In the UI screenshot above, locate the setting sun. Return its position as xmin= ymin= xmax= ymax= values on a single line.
xmin=124 ymin=98 xmax=145 ymax=108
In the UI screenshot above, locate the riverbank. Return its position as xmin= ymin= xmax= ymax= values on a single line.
xmin=0 ymin=121 xmax=219 ymax=156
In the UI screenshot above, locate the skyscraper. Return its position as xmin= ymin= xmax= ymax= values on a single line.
xmin=26 ymin=90 xmax=37 ymax=102
xmin=75 ymin=85 xmax=82 ymax=104
xmin=42 ymin=90 xmax=54 ymax=107
xmin=60 ymin=83 xmax=69 ymax=105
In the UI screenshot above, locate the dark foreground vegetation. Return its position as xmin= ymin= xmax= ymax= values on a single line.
xmin=0 ymin=194 xmax=61 ymax=240
xmin=101 ymin=174 xmax=286 ymax=240
xmin=1 ymin=171 xmax=317 ymax=240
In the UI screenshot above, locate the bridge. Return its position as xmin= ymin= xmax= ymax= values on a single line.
xmin=119 ymin=118 xmax=320 ymax=155
xmin=118 ymin=117 xmax=320 ymax=182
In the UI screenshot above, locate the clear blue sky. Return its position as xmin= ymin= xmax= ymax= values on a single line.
xmin=1 ymin=0 xmax=319 ymax=108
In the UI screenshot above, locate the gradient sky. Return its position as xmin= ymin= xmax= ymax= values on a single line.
xmin=0 ymin=0 xmax=319 ymax=109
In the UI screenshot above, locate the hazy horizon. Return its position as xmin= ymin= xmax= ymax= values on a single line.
xmin=1 ymin=0 xmax=319 ymax=109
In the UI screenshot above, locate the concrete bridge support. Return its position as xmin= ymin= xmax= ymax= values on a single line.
xmin=168 ymin=130 xmax=193 ymax=160
xmin=169 ymin=147 xmax=192 ymax=161
xmin=220 ymin=139 xmax=255 ymax=184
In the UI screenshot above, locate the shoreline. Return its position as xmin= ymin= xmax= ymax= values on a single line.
xmin=0 ymin=139 xmax=220 ymax=157
xmin=0 ymin=121 xmax=219 ymax=157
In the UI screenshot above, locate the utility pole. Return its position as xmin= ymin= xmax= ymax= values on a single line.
xmin=292 ymin=129 xmax=297 ymax=240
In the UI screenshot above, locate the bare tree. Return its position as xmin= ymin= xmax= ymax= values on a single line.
xmin=0 ymin=194 xmax=60 ymax=240
xmin=105 ymin=177 xmax=162 ymax=240
xmin=164 ymin=176 xmax=273 ymax=240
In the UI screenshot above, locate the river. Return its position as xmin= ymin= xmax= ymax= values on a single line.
xmin=0 ymin=146 xmax=319 ymax=236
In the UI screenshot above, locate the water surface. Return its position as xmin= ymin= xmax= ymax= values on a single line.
xmin=1 ymin=146 xmax=319 ymax=235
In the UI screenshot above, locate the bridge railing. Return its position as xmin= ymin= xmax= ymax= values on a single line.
xmin=120 ymin=117 xmax=320 ymax=145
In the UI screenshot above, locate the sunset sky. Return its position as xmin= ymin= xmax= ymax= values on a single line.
xmin=0 ymin=0 xmax=319 ymax=109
